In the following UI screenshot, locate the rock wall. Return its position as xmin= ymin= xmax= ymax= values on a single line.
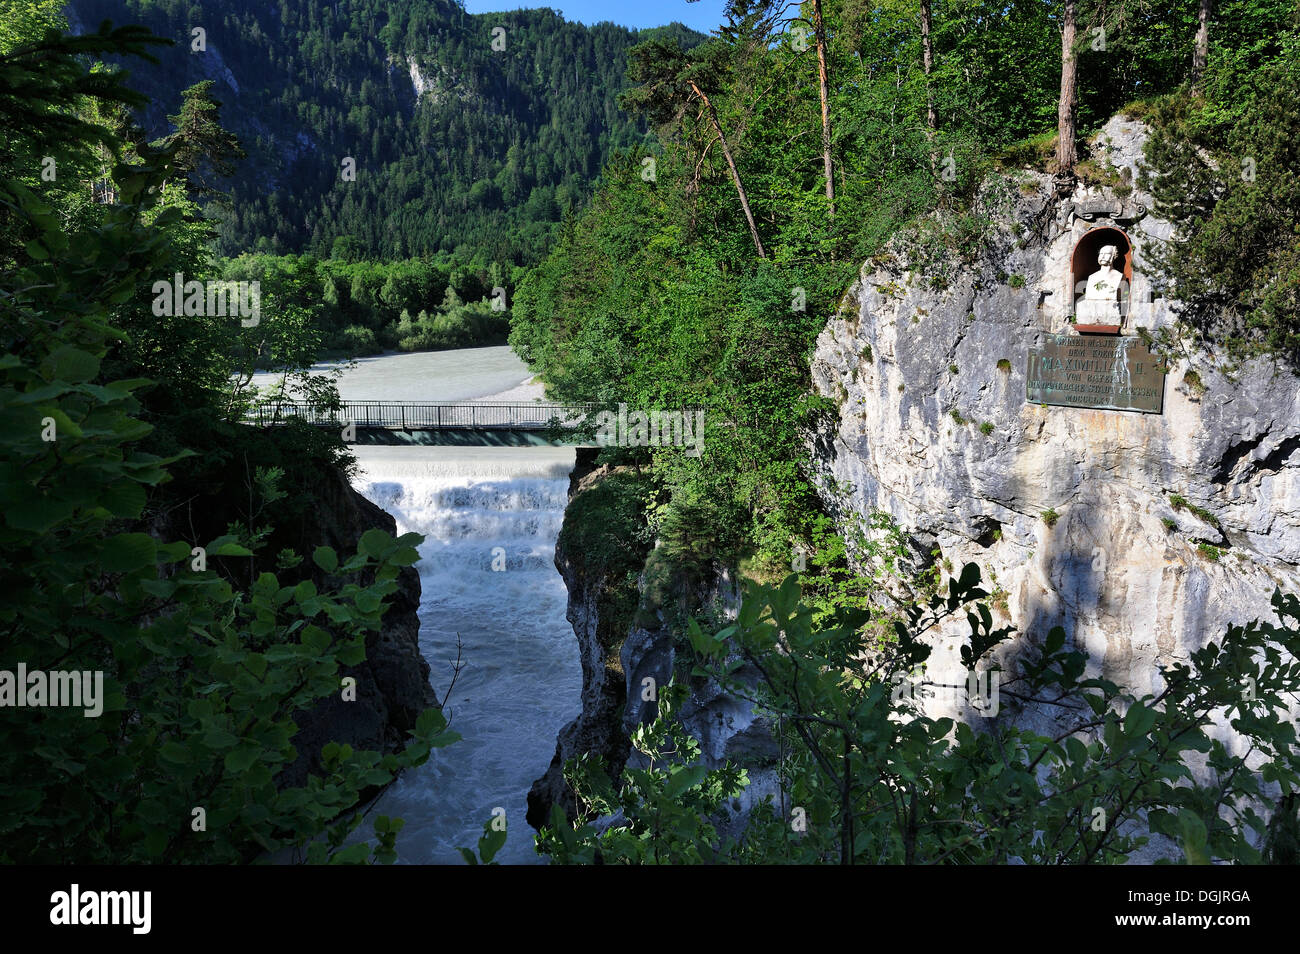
xmin=280 ymin=464 xmax=438 ymax=787
xmin=809 ymin=117 xmax=1299 ymax=739
xmin=529 ymin=449 xmax=780 ymax=835
xmin=527 ymin=449 xmax=637 ymax=828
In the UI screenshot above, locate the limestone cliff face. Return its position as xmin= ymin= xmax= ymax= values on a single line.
xmin=528 ymin=450 xmax=780 ymax=833
xmin=527 ymin=450 xmax=637 ymax=828
xmin=810 ymin=116 xmax=1299 ymax=733
xmin=618 ymin=568 xmax=781 ymax=840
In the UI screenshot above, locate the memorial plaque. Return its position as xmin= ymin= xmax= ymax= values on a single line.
xmin=1026 ymin=334 xmax=1165 ymax=414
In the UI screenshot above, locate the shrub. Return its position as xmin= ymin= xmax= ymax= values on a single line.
xmin=1169 ymin=493 xmax=1219 ymax=527
xmin=544 ymin=570 xmax=1300 ymax=864
xmin=338 ymin=324 xmax=380 ymax=354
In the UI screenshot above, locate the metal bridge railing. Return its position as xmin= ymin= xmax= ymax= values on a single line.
xmin=247 ymin=401 xmax=598 ymax=431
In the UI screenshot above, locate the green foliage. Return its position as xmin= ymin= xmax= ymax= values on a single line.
xmin=1169 ymin=492 xmax=1219 ymax=527
xmin=1197 ymin=542 xmax=1223 ymax=562
xmin=537 ymin=683 xmax=748 ymax=864
xmin=548 ymin=568 xmax=1300 ymax=864
xmin=1142 ymin=11 xmax=1300 ymax=364
xmin=1041 ymin=508 xmax=1060 ymax=527
xmin=556 ymin=468 xmax=655 ymax=651
xmin=0 ymin=23 xmax=453 ymax=863
xmin=458 ymin=815 xmax=508 ymax=865
xmin=979 ymin=421 xmax=995 ymax=436
xmin=0 ymin=200 xmax=454 ymax=860
xmin=222 ymin=253 xmax=514 ymax=359
xmin=788 ymin=508 xmax=911 ymax=627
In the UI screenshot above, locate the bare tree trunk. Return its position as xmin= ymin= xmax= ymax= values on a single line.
xmin=813 ymin=0 xmax=835 ymax=218
xmin=689 ymin=81 xmax=767 ymax=258
xmin=921 ymin=0 xmax=936 ymax=131
xmin=1056 ymin=0 xmax=1079 ymax=175
xmin=1192 ymin=0 xmax=1212 ymax=95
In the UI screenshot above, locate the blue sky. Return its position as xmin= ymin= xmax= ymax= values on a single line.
xmin=462 ymin=1 xmax=728 ymax=33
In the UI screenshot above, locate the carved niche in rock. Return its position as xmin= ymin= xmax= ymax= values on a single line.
xmin=1070 ymin=226 xmax=1132 ymax=334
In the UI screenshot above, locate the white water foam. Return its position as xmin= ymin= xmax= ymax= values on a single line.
xmin=349 ymin=447 xmax=580 ymax=864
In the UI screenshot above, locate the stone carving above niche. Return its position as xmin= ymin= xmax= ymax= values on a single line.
xmin=1067 ymin=195 xmax=1147 ymax=225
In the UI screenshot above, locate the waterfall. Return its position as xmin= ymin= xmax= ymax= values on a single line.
xmin=348 ymin=447 xmax=580 ymax=864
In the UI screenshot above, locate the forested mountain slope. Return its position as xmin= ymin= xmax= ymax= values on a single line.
xmin=66 ymin=0 xmax=704 ymax=262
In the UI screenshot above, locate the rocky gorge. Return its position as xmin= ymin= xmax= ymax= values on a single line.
xmin=529 ymin=115 xmax=1299 ymax=845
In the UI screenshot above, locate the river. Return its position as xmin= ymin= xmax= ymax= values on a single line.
xmin=323 ymin=348 xmax=581 ymax=864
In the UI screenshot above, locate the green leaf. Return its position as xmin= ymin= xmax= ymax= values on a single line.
xmin=101 ymin=480 xmax=147 ymax=519
xmin=312 ymin=546 xmax=338 ymax=573
xmin=302 ymin=628 xmax=331 ymax=654
xmin=224 ymin=747 xmax=258 ymax=774
xmin=478 ymin=820 xmax=507 ymax=864
xmin=1124 ymin=702 xmax=1158 ymax=738
xmin=99 ymin=533 xmax=157 ymax=572
xmin=244 ymin=654 xmax=267 ymax=679
xmin=329 ymin=843 xmax=373 ymax=865
xmin=663 ymin=764 xmax=708 ymax=799
xmin=1179 ymin=810 xmax=1210 ymax=865
xmin=203 ymin=728 xmax=239 ymax=749
xmin=5 ymin=497 xmax=75 ymax=533
xmin=210 ymin=540 xmax=254 ymax=557
xmin=159 ymin=741 xmax=190 ymax=765
xmin=44 ymin=345 xmax=102 ymax=384
xmin=357 ymin=528 xmax=392 ymax=558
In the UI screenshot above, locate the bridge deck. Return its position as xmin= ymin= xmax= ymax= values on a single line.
xmin=247 ymin=401 xmax=597 ymax=431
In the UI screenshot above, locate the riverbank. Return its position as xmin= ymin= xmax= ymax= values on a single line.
xmin=252 ymin=345 xmax=545 ymax=403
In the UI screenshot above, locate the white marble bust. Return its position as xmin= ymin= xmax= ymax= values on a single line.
xmin=1075 ymin=244 xmax=1129 ymax=324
